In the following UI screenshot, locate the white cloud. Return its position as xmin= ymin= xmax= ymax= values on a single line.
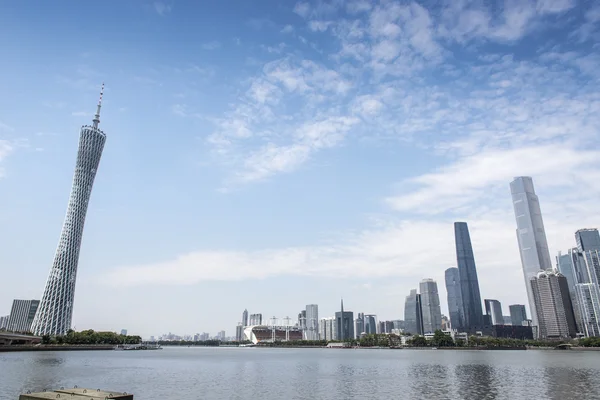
xmin=293 ymin=2 xmax=311 ymax=18
xmin=201 ymin=41 xmax=221 ymax=50
xmin=71 ymin=111 xmax=93 ymax=117
xmin=281 ymin=24 xmax=294 ymax=34
xmin=153 ymin=1 xmax=172 ymax=16
xmin=171 ymin=104 xmax=187 ymax=117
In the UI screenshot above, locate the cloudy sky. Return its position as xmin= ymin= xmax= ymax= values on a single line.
xmin=1 ymin=0 xmax=599 ymax=338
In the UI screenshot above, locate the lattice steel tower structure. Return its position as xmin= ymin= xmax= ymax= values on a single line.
xmin=31 ymin=85 xmax=107 ymax=336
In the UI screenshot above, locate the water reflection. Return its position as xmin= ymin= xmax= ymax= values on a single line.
xmin=544 ymin=367 xmax=596 ymax=399
xmin=21 ymin=353 xmax=67 ymax=394
xmin=455 ymin=364 xmax=498 ymax=400
xmin=409 ymin=363 xmax=450 ymax=399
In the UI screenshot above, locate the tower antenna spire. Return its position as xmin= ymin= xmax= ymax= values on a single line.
xmin=92 ymin=82 xmax=104 ymax=128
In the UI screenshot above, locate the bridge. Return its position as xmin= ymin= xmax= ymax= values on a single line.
xmin=0 ymin=332 xmax=42 ymax=345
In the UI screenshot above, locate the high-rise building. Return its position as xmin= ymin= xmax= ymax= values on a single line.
xmin=502 ymin=316 xmax=512 ymax=325
xmin=509 ymin=304 xmax=528 ymax=326
xmin=510 ymin=177 xmax=553 ymax=329
xmin=576 ymin=229 xmax=600 ymax=252
xmin=0 ymin=315 xmax=9 ymax=330
xmin=557 ymin=249 xmax=584 ymax=331
xmin=574 ymin=283 xmax=600 ymax=337
xmin=444 ymin=267 xmax=465 ymax=331
xmin=484 ymin=299 xmax=504 ymax=325
xmin=530 ymin=271 xmax=577 ymax=339
xmin=355 ymin=313 xmax=365 ymax=338
xmin=441 ymin=315 xmax=450 ymax=331
xmin=364 ymin=315 xmax=377 ymax=334
xmin=420 ymin=279 xmax=442 ymax=334
xmin=454 ymin=222 xmax=484 ymax=331
xmin=298 ymin=310 xmax=306 ymax=337
xmin=32 ymin=86 xmax=107 ymax=336
xmin=242 ymin=309 xmax=249 ymax=327
xmin=120 ymin=329 xmax=127 ymax=336
xmin=235 ymin=324 xmax=244 ymax=341
xmin=305 ymin=304 xmax=319 ymax=340
xmin=249 ymin=313 xmax=263 ymax=325
xmin=335 ymin=299 xmax=354 ymax=341
xmin=404 ymin=289 xmax=423 ymax=335
xmin=319 ymin=317 xmax=336 ymax=341
xmin=7 ymin=300 xmax=40 ymax=333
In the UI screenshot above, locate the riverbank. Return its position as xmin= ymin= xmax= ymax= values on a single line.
xmin=0 ymin=344 xmax=114 ymax=352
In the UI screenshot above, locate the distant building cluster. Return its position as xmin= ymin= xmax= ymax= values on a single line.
xmin=230 ymin=176 xmax=600 ymax=344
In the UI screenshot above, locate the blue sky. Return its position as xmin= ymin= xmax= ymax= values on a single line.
xmin=1 ymin=0 xmax=600 ymax=338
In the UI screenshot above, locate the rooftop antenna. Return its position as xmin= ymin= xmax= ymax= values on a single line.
xmin=92 ymin=82 xmax=104 ymax=129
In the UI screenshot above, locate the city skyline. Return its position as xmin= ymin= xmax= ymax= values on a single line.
xmin=1 ymin=1 xmax=600 ymax=336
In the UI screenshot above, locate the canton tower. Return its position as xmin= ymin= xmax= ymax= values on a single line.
xmin=31 ymin=85 xmax=107 ymax=336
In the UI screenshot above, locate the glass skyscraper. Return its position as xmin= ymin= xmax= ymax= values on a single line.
xmin=335 ymin=299 xmax=354 ymax=341
xmin=454 ymin=222 xmax=484 ymax=330
xmin=530 ymin=271 xmax=577 ymax=339
xmin=7 ymin=300 xmax=40 ymax=333
xmin=444 ymin=267 xmax=464 ymax=330
xmin=484 ymin=299 xmax=504 ymax=326
xmin=510 ymin=177 xmax=553 ymax=329
xmin=404 ymin=289 xmax=423 ymax=335
xmin=305 ymin=304 xmax=319 ymax=340
xmin=419 ymin=279 xmax=442 ymax=334
xmin=31 ymin=86 xmax=107 ymax=336
xmin=576 ymin=229 xmax=600 ymax=252
xmin=509 ymin=304 xmax=527 ymax=326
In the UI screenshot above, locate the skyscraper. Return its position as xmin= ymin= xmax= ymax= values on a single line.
xmin=509 ymin=304 xmax=527 ymax=326
xmin=444 ymin=267 xmax=464 ymax=330
xmin=404 ymin=289 xmax=423 ymax=335
xmin=484 ymin=299 xmax=504 ymax=326
xmin=355 ymin=313 xmax=365 ymax=338
xmin=31 ymin=86 xmax=107 ymax=336
xmin=574 ymin=283 xmax=600 ymax=337
xmin=530 ymin=271 xmax=577 ymax=339
xmin=242 ymin=309 xmax=249 ymax=327
xmin=420 ymin=279 xmax=442 ymax=334
xmin=575 ymin=229 xmax=600 ymax=252
xmin=454 ymin=222 xmax=484 ymax=330
xmin=7 ymin=300 xmax=40 ymax=333
xmin=365 ymin=315 xmax=377 ymax=334
xmin=305 ymin=304 xmax=319 ymax=340
xmin=557 ymin=250 xmax=584 ymax=331
xmin=335 ymin=299 xmax=354 ymax=341
xmin=0 ymin=315 xmax=8 ymax=330
xmin=510 ymin=177 xmax=553 ymax=329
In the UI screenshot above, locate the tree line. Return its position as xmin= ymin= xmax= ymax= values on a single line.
xmin=41 ymin=329 xmax=141 ymax=345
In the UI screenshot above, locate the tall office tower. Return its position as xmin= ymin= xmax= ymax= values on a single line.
xmin=509 ymin=304 xmax=528 ymax=326
xmin=6 ymin=300 xmax=40 ymax=333
xmin=404 ymin=289 xmax=424 ymax=335
xmin=305 ymin=304 xmax=319 ymax=340
xmin=242 ymin=309 xmax=249 ymax=327
xmin=298 ymin=310 xmax=307 ymax=338
xmin=320 ymin=317 xmax=336 ymax=340
xmin=335 ymin=299 xmax=354 ymax=340
xmin=484 ymin=299 xmax=504 ymax=325
xmin=510 ymin=177 xmax=553 ymax=329
xmin=502 ymin=316 xmax=512 ymax=325
xmin=530 ymin=271 xmax=577 ymax=339
xmin=444 ymin=267 xmax=465 ymax=331
xmin=575 ymin=229 xmax=600 ymax=252
xmin=557 ymin=250 xmax=584 ymax=331
xmin=120 ymin=329 xmax=127 ymax=336
xmin=0 ymin=315 xmax=9 ymax=330
xmin=420 ymin=279 xmax=442 ymax=334
xmin=364 ymin=315 xmax=377 ymax=334
xmin=574 ymin=283 xmax=600 ymax=337
xmin=249 ymin=313 xmax=262 ymax=325
xmin=32 ymin=86 xmax=107 ymax=336
xmin=454 ymin=222 xmax=484 ymax=331
xmin=235 ymin=324 xmax=244 ymax=341
xmin=355 ymin=313 xmax=365 ymax=338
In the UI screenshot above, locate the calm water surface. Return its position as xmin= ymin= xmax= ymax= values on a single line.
xmin=1 ymin=347 xmax=599 ymax=400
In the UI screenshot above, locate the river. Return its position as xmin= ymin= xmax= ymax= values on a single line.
xmin=1 ymin=347 xmax=599 ymax=399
